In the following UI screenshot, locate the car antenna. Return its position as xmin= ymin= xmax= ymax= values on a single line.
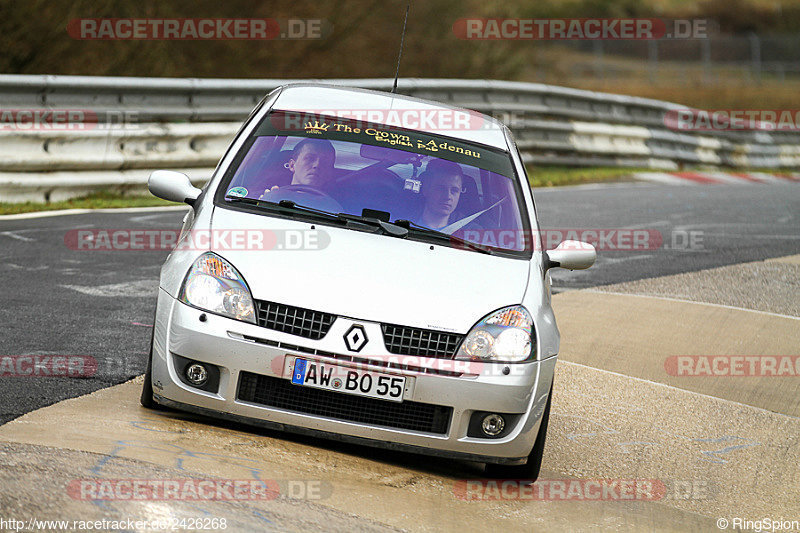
xmin=391 ymin=4 xmax=410 ymax=94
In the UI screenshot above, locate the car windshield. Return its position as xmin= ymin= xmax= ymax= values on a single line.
xmin=216 ymin=111 xmax=531 ymax=254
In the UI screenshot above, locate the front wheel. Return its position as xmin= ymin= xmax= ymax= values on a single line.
xmin=484 ymin=386 xmax=552 ymax=481
xmin=140 ymin=322 xmax=166 ymax=410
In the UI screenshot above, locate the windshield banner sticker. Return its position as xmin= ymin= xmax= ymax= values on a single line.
xmin=264 ymin=111 xmax=512 ymax=176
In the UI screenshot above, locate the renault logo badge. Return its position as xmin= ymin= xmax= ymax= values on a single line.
xmin=343 ymin=324 xmax=368 ymax=352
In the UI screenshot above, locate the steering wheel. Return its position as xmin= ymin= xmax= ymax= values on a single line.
xmin=262 ymin=184 xmax=343 ymax=213
xmin=277 ymin=185 xmax=334 ymax=198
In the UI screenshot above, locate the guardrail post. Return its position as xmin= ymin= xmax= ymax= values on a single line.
xmin=701 ymin=39 xmax=712 ymax=85
xmin=592 ymin=41 xmax=605 ymax=80
xmin=648 ymin=40 xmax=659 ymax=85
xmin=749 ymin=33 xmax=762 ymax=84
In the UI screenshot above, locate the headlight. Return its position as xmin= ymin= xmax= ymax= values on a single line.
xmin=455 ymin=306 xmax=535 ymax=363
xmin=179 ymin=252 xmax=256 ymax=324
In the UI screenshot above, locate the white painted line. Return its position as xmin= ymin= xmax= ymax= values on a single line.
xmin=532 ymin=181 xmax=651 ymax=192
xmin=61 ymin=279 xmax=159 ymax=298
xmin=748 ymin=172 xmax=794 ymax=184
xmin=631 ymin=171 xmax=799 ymax=186
xmin=631 ymin=172 xmax=696 ymax=186
xmin=591 ymin=254 xmax=654 ymax=267
xmin=703 ymin=172 xmax=756 ymax=185
xmin=619 ymin=219 xmax=672 ymax=229
xmin=0 ymin=231 xmax=36 ymax=242
xmin=0 ymin=205 xmax=189 ymax=221
xmin=701 ymin=232 xmax=800 ymax=240
xmin=93 ymin=206 xmax=190 ymax=214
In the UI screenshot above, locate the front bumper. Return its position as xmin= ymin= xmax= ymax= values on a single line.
xmin=150 ymin=289 xmax=556 ymax=464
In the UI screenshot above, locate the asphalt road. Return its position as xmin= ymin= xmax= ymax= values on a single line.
xmin=536 ymin=182 xmax=800 ymax=289
xmin=0 ymin=182 xmax=798 ymax=425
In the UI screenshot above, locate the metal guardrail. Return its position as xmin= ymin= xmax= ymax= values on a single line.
xmin=1 ymin=75 xmax=798 ymax=202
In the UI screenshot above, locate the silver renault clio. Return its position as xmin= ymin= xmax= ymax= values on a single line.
xmin=142 ymin=83 xmax=595 ymax=480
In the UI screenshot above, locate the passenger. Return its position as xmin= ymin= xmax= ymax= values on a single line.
xmin=417 ymin=159 xmax=465 ymax=230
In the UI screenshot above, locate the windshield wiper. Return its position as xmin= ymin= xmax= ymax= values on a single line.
xmin=273 ymin=201 xmax=408 ymax=236
xmin=335 ymin=213 xmax=409 ymax=237
xmin=224 ymin=197 xmax=342 ymax=222
xmin=275 ymin=199 xmax=344 ymax=220
xmin=393 ymin=219 xmax=493 ymax=255
xmin=224 ymin=197 xmax=409 ymax=237
xmin=223 ymin=196 xmax=261 ymax=206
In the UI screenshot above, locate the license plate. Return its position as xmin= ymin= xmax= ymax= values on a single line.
xmin=289 ymin=358 xmax=406 ymax=403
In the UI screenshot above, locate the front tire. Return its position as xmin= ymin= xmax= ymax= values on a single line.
xmin=140 ymin=320 xmax=166 ymax=410
xmin=484 ymin=385 xmax=552 ymax=481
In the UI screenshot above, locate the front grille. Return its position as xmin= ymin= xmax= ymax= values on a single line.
xmin=255 ymin=300 xmax=336 ymax=340
xmin=238 ymin=372 xmax=452 ymax=434
xmin=381 ymin=324 xmax=464 ymax=359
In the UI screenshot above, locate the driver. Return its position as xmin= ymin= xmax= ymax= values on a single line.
xmin=260 ymin=138 xmax=336 ymax=197
xmin=417 ymin=159 xmax=464 ymax=230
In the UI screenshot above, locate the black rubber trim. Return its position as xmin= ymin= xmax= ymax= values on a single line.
xmin=153 ymin=394 xmax=527 ymax=465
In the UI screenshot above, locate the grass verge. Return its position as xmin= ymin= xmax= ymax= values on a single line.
xmin=528 ymin=167 xmax=648 ymax=187
xmin=0 ymin=191 xmax=177 ymax=216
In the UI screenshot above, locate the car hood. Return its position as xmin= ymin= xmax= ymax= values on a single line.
xmin=210 ymin=207 xmax=530 ymax=332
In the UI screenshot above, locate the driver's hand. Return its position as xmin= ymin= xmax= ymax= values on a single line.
xmin=259 ymin=185 xmax=279 ymax=200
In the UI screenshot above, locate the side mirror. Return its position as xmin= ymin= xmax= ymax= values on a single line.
xmin=545 ymin=240 xmax=596 ymax=271
xmin=148 ymin=170 xmax=202 ymax=206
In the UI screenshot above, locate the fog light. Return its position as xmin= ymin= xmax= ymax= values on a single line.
xmin=185 ymin=363 xmax=208 ymax=386
xmin=481 ymin=414 xmax=505 ymax=436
